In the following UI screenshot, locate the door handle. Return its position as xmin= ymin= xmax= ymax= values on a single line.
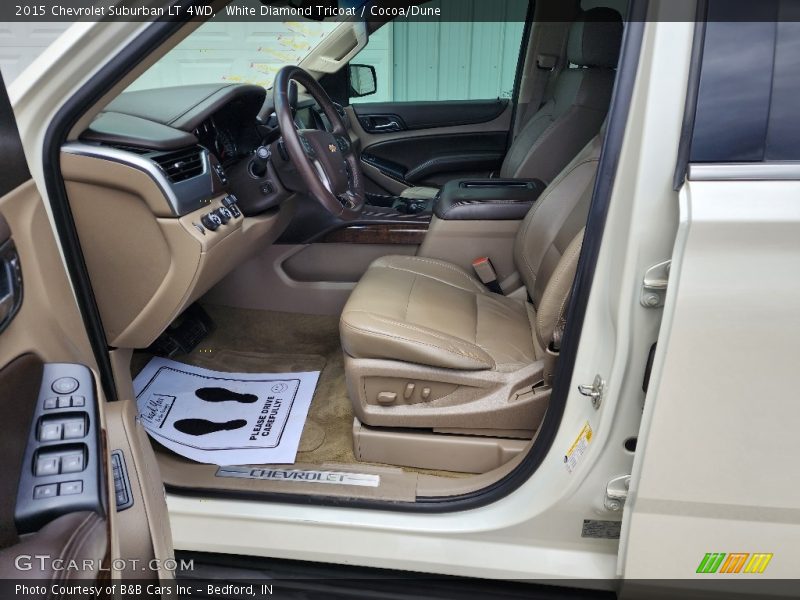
xmin=372 ymin=121 xmax=401 ymax=132
xmin=360 ymin=114 xmax=404 ymax=133
xmin=0 ymin=240 xmax=22 ymax=332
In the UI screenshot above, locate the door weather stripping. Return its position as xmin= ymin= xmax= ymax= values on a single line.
xmin=604 ymin=475 xmax=631 ymax=511
xmin=640 ymin=260 xmax=671 ymax=308
xmin=578 ymin=374 xmax=605 ymax=409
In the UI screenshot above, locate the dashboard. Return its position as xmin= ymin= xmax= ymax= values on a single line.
xmin=59 ymin=83 xmax=299 ymax=349
xmin=78 ymin=83 xmax=274 ymax=214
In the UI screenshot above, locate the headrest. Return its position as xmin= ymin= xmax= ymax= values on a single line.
xmin=567 ymin=7 xmax=623 ymax=68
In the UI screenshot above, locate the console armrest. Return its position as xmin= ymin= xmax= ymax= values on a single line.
xmin=434 ymin=179 xmax=547 ymax=221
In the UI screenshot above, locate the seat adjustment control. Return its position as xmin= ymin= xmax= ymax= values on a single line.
xmin=377 ymin=392 xmax=397 ymax=405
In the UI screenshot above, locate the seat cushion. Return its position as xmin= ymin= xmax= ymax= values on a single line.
xmin=340 ymin=255 xmax=536 ymax=372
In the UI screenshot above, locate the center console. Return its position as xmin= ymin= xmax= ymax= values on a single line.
xmin=433 ymin=178 xmax=546 ymax=220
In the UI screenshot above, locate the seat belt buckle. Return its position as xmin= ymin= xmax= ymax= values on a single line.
xmin=472 ymin=257 xmax=503 ymax=294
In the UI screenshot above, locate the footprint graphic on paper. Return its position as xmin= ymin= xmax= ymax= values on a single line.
xmin=195 ymin=387 xmax=258 ymax=404
xmin=173 ymin=418 xmax=247 ymax=436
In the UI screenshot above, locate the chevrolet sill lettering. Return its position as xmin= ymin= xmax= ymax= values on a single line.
xmin=216 ymin=466 xmax=380 ymax=487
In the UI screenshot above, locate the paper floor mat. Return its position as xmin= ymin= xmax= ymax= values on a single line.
xmin=133 ymin=357 xmax=320 ymax=466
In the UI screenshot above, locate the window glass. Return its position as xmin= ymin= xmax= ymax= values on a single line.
xmin=691 ymin=0 xmax=800 ymax=163
xmin=127 ymin=0 xmax=338 ymax=91
xmin=350 ymin=0 xmax=529 ymax=103
xmin=765 ymin=19 xmax=800 ymax=160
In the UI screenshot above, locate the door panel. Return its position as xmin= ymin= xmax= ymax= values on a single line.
xmin=0 ymin=354 xmax=41 ymax=549
xmin=0 ymin=74 xmax=173 ymax=583
xmin=347 ymin=101 xmax=513 ymax=195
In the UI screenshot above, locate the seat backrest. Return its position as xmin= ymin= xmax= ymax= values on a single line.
xmin=500 ymin=7 xmax=622 ymax=184
xmin=513 ymin=135 xmax=601 ymax=350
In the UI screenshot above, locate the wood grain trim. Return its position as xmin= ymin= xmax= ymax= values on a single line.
xmin=320 ymin=223 xmax=428 ymax=245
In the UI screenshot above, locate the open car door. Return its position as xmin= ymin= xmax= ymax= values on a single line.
xmin=0 ymin=72 xmax=174 ymax=589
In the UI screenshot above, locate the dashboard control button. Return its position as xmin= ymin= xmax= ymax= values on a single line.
xmin=33 ymin=484 xmax=58 ymax=500
xmin=213 ymin=163 xmax=228 ymax=185
xmin=35 ymin=455 xmax=60 ymax=477
xmin=57 ymin=396 xmax=71 ymax=408
xmin=43 ymin=397 xmax=57 ymax=410
xmin=222 ymin=195 xmax=242 ymax=217
xmin=216 ymin=207 xmax=232 ymax=224
xmin=71 ymin=396 xmax=85 ymax=407
xmin=200 ymin=212 xmax=222 ymax=231
xmin=51 ymin=377 xmax=79 ymax=395
xmin=59 ymin=481 xmax=83 ymax=496
xmin=61 ymin=452 xmax=84 ymax=474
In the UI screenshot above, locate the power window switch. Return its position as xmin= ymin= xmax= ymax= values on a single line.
xmin=35 ymin=455 xmax=60 ymax=476
xmin=33 ymin=484 xmax=58 ymax=499
xmin=71 ymin=396 xmax=85 ymax=407
xmin=61 ymin=452 xmax=84 ymax=474
xmin=57 ymin=396 xmax=71 ymax=408
xmin=63 ymin=419 xmax=86 ymax=440
xmin=39 ymin=422 xmax=63 ymax=442
xmin=43 ymin=397 xmax=58 ymax=410
xmin=59 ymin=481 xmax=83 ymax=496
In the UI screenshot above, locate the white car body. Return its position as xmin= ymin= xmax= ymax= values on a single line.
xmin=4 ymin=0 xmax=798 ymax=594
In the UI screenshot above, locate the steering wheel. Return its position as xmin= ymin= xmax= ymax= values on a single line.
xmin=273 ymin=66 xmax=365 ymax=220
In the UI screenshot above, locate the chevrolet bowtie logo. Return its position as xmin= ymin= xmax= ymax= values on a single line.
xmin=328 ymin=144 xmax=337 ymax=153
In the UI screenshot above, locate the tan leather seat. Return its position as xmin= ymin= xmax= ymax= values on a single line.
xmin=341 ymin=135 xmax=602 ymax=430
xmin=341 ymin=255 xmax=537 ymax=372
xmin=400 ymin=7 xmax=621 ymax=201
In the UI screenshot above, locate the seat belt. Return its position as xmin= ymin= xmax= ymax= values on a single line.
xmin=472 ymin=257 xmax=504 ymax=294
xmin=542 ymin=290 xmax=570 ymax=388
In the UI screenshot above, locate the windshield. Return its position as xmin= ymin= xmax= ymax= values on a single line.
xmin=127 ymin=0 xmax=339 ymax=91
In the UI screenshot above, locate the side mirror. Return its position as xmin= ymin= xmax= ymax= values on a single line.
xmin=348 ymin=64 xmax=377 ymax=98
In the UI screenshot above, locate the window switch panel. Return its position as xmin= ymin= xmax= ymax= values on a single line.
xmin=16 ymin=363 xmax=100 ymax=535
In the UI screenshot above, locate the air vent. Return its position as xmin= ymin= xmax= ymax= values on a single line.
xmin=151 ymin=147 xmax=205 ymax=183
